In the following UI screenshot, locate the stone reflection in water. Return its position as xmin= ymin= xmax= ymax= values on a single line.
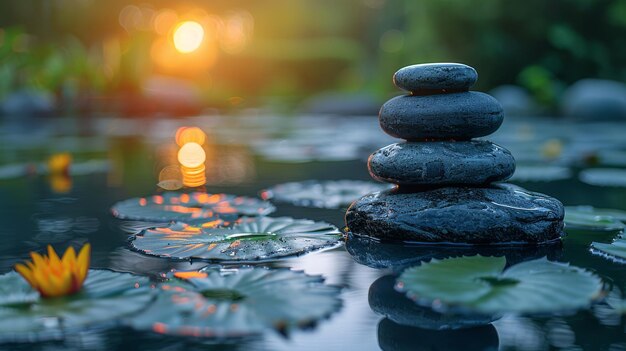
xmin=369 ymin=275 xmax=498 ymax=351
xmin=377 ymin=319 xmax=499 ymax=351
xmin=369 ymin=275 xmax=495 ymax=330
xmin=346 ymin=233 xmax=562 ymax=272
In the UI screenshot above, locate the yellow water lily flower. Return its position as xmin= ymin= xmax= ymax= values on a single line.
xmin=48 ymin=153 xmax=72 ymax=175
xmin=14 ymin=244 xmax=91 ymax=298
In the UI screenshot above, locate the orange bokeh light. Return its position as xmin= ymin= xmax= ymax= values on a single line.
xmin=177 ymin=142 xmax=206 ymax=168
xmin=175 ymin=126 xmax=206 ymax=146
xmin=173 ymin=21 xmax=204 ymax=53
xmin=154 ymin=9 xmax=179 ymax=35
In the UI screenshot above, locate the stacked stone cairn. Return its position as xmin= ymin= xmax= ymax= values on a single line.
xmin=346 ymin=63 xmax=565 ymax=244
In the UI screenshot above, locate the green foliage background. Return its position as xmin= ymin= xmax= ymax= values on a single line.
xmin=0 ymin=0 xmax=625 ymax=109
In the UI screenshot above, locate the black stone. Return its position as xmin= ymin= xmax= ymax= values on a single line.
xmin=379 ymin=92 xmax=504 ymax=140
xmin=368 ymin=141 xmax=515 ymax=186
xmin=393 ymin=63 xmax=478 ymax=93
xmin=345 ymin=184 xmax=565 ymax=244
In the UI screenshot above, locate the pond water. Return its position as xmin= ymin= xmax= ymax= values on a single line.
xmin=0 ymin=114 xmax=625 ymax=350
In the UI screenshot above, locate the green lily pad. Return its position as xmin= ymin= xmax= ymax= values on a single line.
xmin=0 ymin=269 xmax=153 ymax=342
xmin=606 ymin=289 xmax=626 ymax=314
xmin=579 ymin=168 xmax=626 ymax=187
xmin=111 ymin=192 xmax=275 ymax=221
xmin=566 ymin=206 xmax=626 ymax=222
xmin=131 ymin=216 xmax=342 ymax=261
xmin=564 ymin=207 xmax=626 ymax=232
xmin=117 ymin=220 xmax=172 ymax=234
xmin=261 ymin=180 xmax=393 ymax=209
xmin=510 ymin=165 xmax=572 ymax=182
xmin=591 ymin=235 xmax=626 ymax=262
xmin=130 ymin=267 xmax=342 ymax=337
xmin=396 ymin=256 xmax=603 ymax=315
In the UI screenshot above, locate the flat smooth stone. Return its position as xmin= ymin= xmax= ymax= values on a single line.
xmin=379 ymin=92 xmax=504 ymax=140
xmin=393 ymin=63 xmax=478 ymax=92
xmin=345 ymin=184 xmax=564 ymax=244
xmin=368 ymin=141 xmax=515 ymax=186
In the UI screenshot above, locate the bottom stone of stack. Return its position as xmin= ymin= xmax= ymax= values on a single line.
xmin=345 ymin=184 xmax=564 ymax=245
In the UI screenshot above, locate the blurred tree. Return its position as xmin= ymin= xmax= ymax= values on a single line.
xmin=0 ymin=0 xmax=625 ymax=111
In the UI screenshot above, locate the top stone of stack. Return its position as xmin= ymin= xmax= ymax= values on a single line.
xmin=381 ymin=63 xmax=504 ymax=141
xmin=393 ymin=63 xmax=478 ymax=93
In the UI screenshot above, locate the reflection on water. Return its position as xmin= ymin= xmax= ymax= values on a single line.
xmin=346 ymin=233 xmax=562 ymax=272
xmin=368 ymin=275 xmax=494 ymax=330
xmin=1 ymin=115 xmax=626 ymax=349
xmin=378 ymin=319 xmax=499 ymax=351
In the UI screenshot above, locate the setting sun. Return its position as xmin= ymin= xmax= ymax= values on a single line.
xmin=173 ymin=21 xmax=204 ymax=53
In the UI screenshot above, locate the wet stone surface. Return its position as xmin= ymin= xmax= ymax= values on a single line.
xmin=368 ymin=141 xmax=515 ymax=186
xmin=379 ymin=92 xmax=504 ymax=140
xmin=393 ymin=63 xmax=478 ymax=93
xmin=345 ymin=184 xmax=565 ymax=244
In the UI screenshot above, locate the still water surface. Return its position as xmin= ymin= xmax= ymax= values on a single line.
xmin=0 ymin=115 xmax=625 ymax=350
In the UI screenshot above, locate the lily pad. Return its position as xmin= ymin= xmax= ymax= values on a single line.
xmin=510 ymin=165 xmax=572 ymax=182
xmin=566 ymin=206 xmax=626 ymax=223
xmin=579 ymin=168 xmax=626 ymax=187
xmin=117 ymin=220 xmax=173 ymax=234
xmin=261 ymin=180 xmax=393 ymax=209
xmin=100 ymin=248 xmax=209 ymax=278
xmin=0 ymin=269 xmax=153 ymax=342
xmin=131 ymin=216 xmax=342 ymax=261
xmin=111 ymin=192 xmax=275 ymax=221
xmin=130 ymin=267 xmax=342 ymax=337
xmin=591 ymin=236 xmax=626 ymax=262
xmin=564 ymin=207 xmax=626 ymax=232
xmin=252 ymin=139 xmax=361 ymax=163
xmin=396 ymin=256 xmax=603 ymax=315
xmin=605 ymin=287 xmax=626 ymax=314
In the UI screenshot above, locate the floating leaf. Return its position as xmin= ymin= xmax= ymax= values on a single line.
xmin=579 ymin=168 xmax=626 ymax=187
xmin=397 ymin=256 xmax=603 ymax=315
xmin=0 ymin=270 xmax=153 ymax=342
xmin=157 ymin=180 xmax=183 ymax=191
xmin=566 ymin=206 xmax=626 ymax=223
xmin=100 ymin=248 xmax=208 ymax=277
xmin=117 ymin=220 xmax=172 ymax=235
xmin=261 ymin=180 xmax=392 ymax=209
xmin=252 ymin=139 xmax=360 ymax=163
xmin=564 ymin=207 xmax=626 ymax=232
xmin=111 ymin=192 xmax=275 ymax=221
xmin=131 ymin=216 xmax=342 ymax=261
xmin=130 ymin=267 xmax=342 ymax=337
xmin=510 ymin=165 xmax=572 ymax=182
xmin=597 ymin=149 xmax=626 ymax=167
xmin=605 ymin=287 xmax=626 ymax=314
xmin=591 ymin=235 xmax=626 ymax=262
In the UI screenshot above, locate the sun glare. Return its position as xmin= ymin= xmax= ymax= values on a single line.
xmin=173 ymin=21 xmax=205 ymax=53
